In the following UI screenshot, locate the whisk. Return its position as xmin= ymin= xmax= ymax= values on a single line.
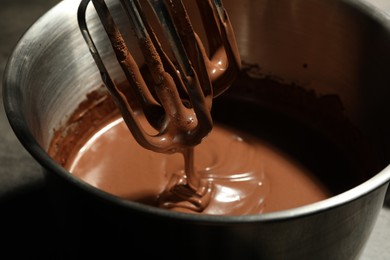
xmin=77 ymin=0 xmax=241 ymax=154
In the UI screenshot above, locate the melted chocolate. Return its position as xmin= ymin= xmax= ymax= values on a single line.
xmin=49 ymin=60 xmax=381 ymax=215
xmin=65 ymin=115 xmax=330 ymax=215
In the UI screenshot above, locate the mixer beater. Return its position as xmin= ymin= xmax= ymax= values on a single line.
xmin=78 ymin=0 xmax=241 ymax=211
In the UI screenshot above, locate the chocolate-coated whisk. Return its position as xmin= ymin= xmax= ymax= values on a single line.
xmin=77 ymin=0 xmax=241 ymax=153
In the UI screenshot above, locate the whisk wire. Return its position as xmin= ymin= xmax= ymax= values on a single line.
xmin=77 ymin=0 xmax=240 ymax=153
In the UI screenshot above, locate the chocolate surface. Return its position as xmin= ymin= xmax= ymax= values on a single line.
xmin=64 ymin=115 xmax=330 ymax=215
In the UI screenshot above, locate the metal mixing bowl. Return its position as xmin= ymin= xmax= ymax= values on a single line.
xmin=3 ymin=0 xmax=390 ymax=259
